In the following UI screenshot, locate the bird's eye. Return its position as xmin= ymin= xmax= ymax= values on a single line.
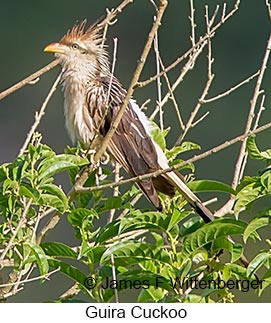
xmin=71 ymin=43 xmax=79 ymax=50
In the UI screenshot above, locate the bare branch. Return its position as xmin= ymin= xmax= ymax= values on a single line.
xmin=150 ymin=38 xmax=207 ymax=121
xmin=266 ymin=0 xmax=271 ymax=20
xmin=189 ymin=0 xmax=196 ymax=47
xmin=0 ymin=198 xmax=32 ymax=262
xmin=153 ymin=17 xmax=164 ymax=130
xmin=175 ymin=6 xmax=215 ymax=145
xmin=0 ymin=268 xmax=60 ymax=289
xmin=202 ymin=70 xmax=260 ymax=104
xmin=137 ymin=0 xmax=241 ymax=88
xmin=111 ymin=254 xmax=119 ymax=302
xmin=98 ymin=0 xmax=134 ymax=29
xmin=19 ymin=72 xmax=62 ymax=156
xmin=0 ymin=60 xmax=59 ymax=101
xmin=232 ymin=32 xmax=271 ymax=189
xmin=108 ymin=162 xmax=121 ymax=223
xmin=156 ymin=55 xmax=185 ymax=130
xmin=59 ymin=283 xmax=81 ymax=301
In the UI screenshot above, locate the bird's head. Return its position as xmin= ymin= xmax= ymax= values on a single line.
xmin=44 ymin=19 xmax=109 ymax=75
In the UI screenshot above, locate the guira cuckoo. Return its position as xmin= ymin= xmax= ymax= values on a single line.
xmin=44 ymin=20 xmax=214 ymax=223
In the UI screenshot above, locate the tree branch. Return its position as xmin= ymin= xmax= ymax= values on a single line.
xmin=0 ymin=60 xmax=59 ymax=101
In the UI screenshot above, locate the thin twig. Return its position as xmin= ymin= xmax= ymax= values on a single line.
xmin=108 ymin=162 xmax=121 ymax=223
xmin=153 ymin=17 xmax=163 ymax=131
xmin=98 ymin=0 xmax=134 ymax=30
xmin=0 ymin=268 xmax=60 ymax=289
xmin=202 ymin=70 xmax=260 ymax=104
xmin=179 ymin=271 xmax=205 ymax=302
xmin=150 ymin=39 xmax=207 ymax=121
xmin=60 ymin=283 xmax=81 ymax=300
xmin=19 ymin=72 xmax=62 ymax=156
xmin=159 ymin=56 xmax=185 ymax=130
xmin=266 ymin=0 xmax=271 ymax=20
xmin=0 ymin=198 xmax=32 ymax=262
xmin=137 ymin=0 xmax=240 ymax=88
xmin=253 ymin=94 xmax=266 ymax=131
xmin=189 ymin=0 xmax=196 ymax=47
xmin=111 ymin=254 xmax=119 ymax=302
xmin=0 ymin=60 xmax=59 ymax=101
xmin=232 ymin=32 xmax=271 ymax=189
xmin=117 ymin=193 xmax=143 ymax=219
xmin=175 ymin=6 xmax=215 ymax=145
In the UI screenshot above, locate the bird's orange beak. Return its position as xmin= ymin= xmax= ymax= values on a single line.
xmin=44 ymin=42 xmax=66 ymax=54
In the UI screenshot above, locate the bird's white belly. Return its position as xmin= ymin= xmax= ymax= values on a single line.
xmin=64 ymin=89 xmax=95 ymax=146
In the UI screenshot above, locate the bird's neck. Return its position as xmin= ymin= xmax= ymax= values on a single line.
xmin=60 ymin=60 xmax=110 ymax=146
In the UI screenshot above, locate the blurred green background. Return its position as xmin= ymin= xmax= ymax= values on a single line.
xmin=1 ymin=0 xmax=271 ymax=302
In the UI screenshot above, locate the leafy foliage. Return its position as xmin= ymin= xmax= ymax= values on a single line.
xmin=1 ymin=133 xmax=271 ymax=302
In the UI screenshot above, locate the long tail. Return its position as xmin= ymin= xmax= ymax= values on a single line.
xmin=164 ymin=171 xmax=214 ymax=223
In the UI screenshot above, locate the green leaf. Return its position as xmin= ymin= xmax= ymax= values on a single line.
xmin=166 ymin=142 xmax=201 ymax=161
xmin=84 ymin=246 xmax=106 ymax=264
xmin=101 ymin=270 xmax=172 ymax=302
xmin=68 ymin=208 xmax=97 ymax=240
xmin=247 ymin=135 xmax=271 ymax=161
xmin=41 ymin=242 xmax=77 ymax=259
xmin=28 ymin=243 xmax=49 ymax=275
xmin=167 ymin=208 xmax=189 ymax=232
xmin=3 ymin=178 xmax=18 ymax=194
xmin=182 ymin=294 xmax=211 ymax=303
xmin=96 ymin=212 xmax=170 ymax=243
xmin=10 ymin=157 xmax=28 ymax=181
xmin=243 ymin=215 xmax=271 ymax=243
xmin=95 ymin=220 xmax=121 ymax=243
xmin=38 ymin=154 xmax=89 ymax=181
xmin=19 ymin=184 xmax=40 ymax=201
xmin=77 ymin=191 xmax=93 ymax=208
xmin=247 ymin=252 xmax=271 ymax=277
xmin=260 ymin=170 xmax=271 ymax=192
xmin=168 ymin=159 xmax=195 ymax=172
xmin=234 ymin=181 xmax=264 ymax=215
xmin=226 ymin=263 xmax=250 ymax=280
xmin=103 ymin=196 xmax=123 ymax=211
xmin=231 ymin=243 xmax=244 ymax=263
xmin=259 ymin=268 xmax=271 ymax=295
xmin=0 ymin=164 xmax=9 ymax=182
xmin=100 ymin=241 xmax=171 ymax=266
xmin=137 ymin=286 xmax=166 ymax=302
xmin=48 ymin=259 xmax=88 ymax=290
xmin=188 ymin=180 xmax=235 ymax=195
xmin=212 ymin=237 xmax=243 ymax=263
xmin=150 ymin=124 xmax=168 ymax=151
xmin=39 ymin=193 xmax=66 ymax=213
xmin=181 ymin=218 xmax=247 ymax=259
xmin=41 ymin=183 xmax=68 ymax=209
xmin=68 ymin=208 xmax=98 ymax=227
xmin=119 ymin=211 xmax=169 ymax=234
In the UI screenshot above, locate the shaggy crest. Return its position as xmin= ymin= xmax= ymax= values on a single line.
xmin=60 ymin=19 xmax=103 ymax=46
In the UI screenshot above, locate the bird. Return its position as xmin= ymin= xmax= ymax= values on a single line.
xmin=44 ymin=19 xmax=214 ymax=223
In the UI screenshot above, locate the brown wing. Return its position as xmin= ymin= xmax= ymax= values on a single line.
xmin=94 ymin=76 xmax=175 ymax=209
